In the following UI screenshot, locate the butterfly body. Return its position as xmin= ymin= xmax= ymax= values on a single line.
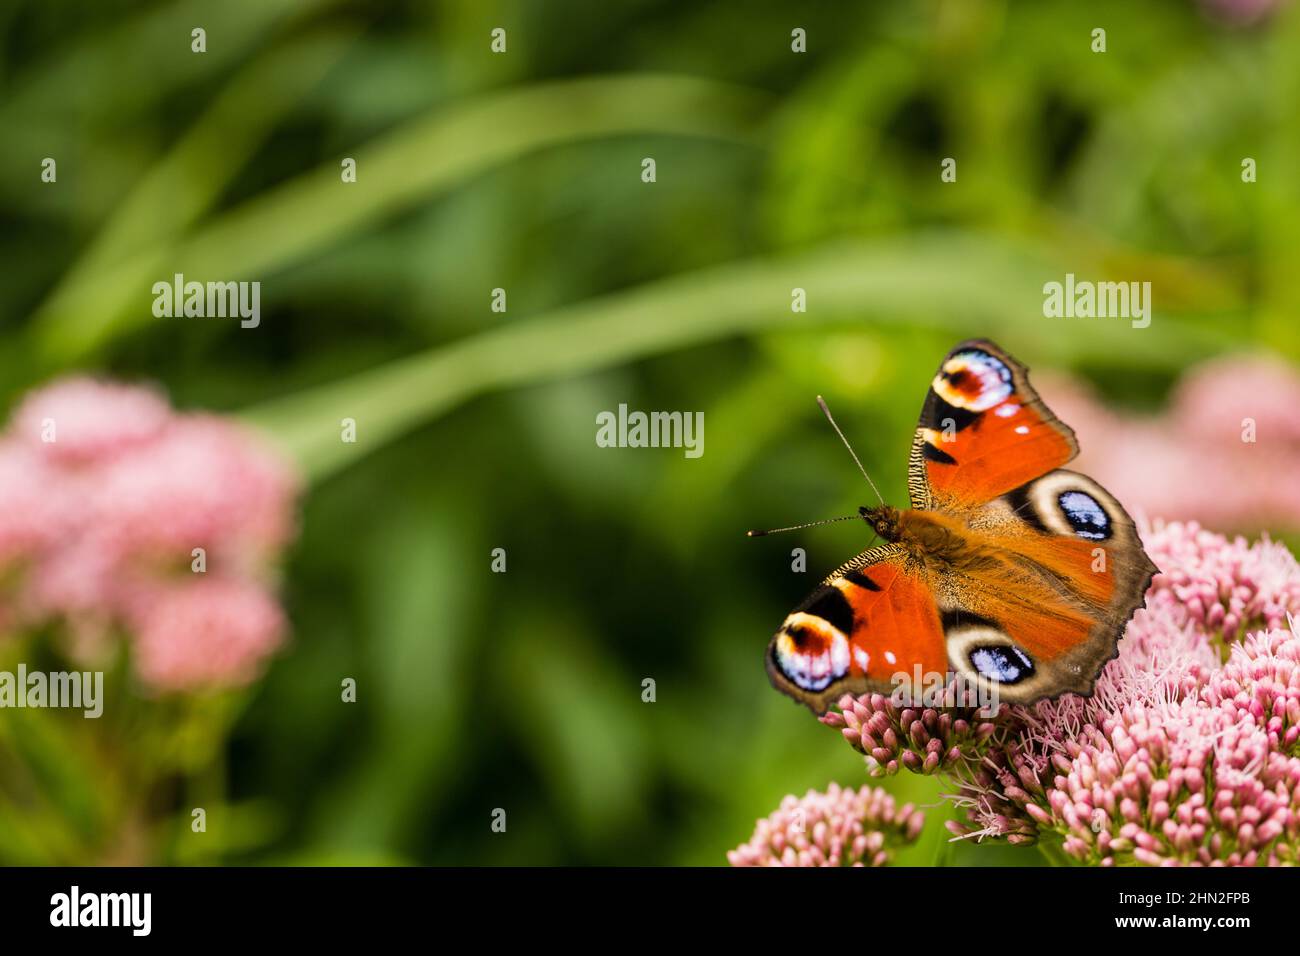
xmin=859 ymin=505 xmax=977 ymax=563
xmin=765 ymin=340 xmax=1157 ymax=714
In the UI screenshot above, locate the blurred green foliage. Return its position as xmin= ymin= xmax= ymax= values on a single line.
xmin=2 ymin=0 xmax=1298 ymax=865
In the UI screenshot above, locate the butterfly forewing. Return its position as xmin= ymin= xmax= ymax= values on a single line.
xmin=908 ymin=339 xmax=1078 ymax=511
xmin=766 ymin=545 xmax=948 ymax=714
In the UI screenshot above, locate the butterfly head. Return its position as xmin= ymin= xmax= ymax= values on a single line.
xmin=858 ymin=504 xmax=901 ymax=543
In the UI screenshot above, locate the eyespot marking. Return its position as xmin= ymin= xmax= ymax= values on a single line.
xmin=773 ymin=612 xmax=850 ymax=691
xmin=1013 ymin=472 xmax=1122 ymax=543
xmin=1058 ymin=490 xmax=1110 ymax=540
xmin=969 ymin=644 xmax=1035 ymax=684
xmin=932 ymin=349 xmax=1013 ymax=413
xmin=945 ymin=620 xmax=1043 ymax=694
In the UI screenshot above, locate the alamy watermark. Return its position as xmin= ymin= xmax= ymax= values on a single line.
xmin=50 ymin=886 xmax=150 ymax=936
xmin=152 ymin=272 xmax=260 ymax=328
xmin=0 ymin=665 xmax=103 ymax=718
xmin=1043 ymin=273 xmax=1150 ymax=329
xmin=596 ymin=404 xmax=704 ymax=458
xmin=890 ymin=666 xmax=1000 ymax=715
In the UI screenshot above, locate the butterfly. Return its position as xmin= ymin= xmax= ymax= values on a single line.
xmin=758 ymin=339 xmax=1157 ymax=714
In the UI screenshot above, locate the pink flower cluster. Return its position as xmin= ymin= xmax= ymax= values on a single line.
xmin=728 ymin=783 xmax=924 ymax=867
xmin=1039 ymin=355 xmax=1300 ymax=533
xmin=821 ymin=521 xmax=1300 ymax=866
xmin=0 ymin=378 xmax=299 ymax=690
xmin=826 ymin=693 xmax=1005 ymax=777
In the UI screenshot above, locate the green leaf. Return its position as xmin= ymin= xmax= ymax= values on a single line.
xmin=28 ymin=73 xmax=764 ymax=366
xmin=242 ymin=232 xmax=1234 ymax=483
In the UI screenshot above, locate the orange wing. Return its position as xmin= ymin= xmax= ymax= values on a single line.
xmin=764 ymin=340 xmax=1155 ymax=711
xmin=907 ymin=339 xmax=1077 ymax=511
xmin=938 ymin=469 xmax=1158 ymax=703
xmin=766 ymin=545 xmax=946 ymax=713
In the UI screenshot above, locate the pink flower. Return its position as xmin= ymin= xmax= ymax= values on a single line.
xmin=0 ymin=376 xmax=299 ymax=691
xmin=10 ymin=377 xmax=171 ymax=466
xmin=1029 ymin=628 xmax=1300 ymax=867
xmin=1173 ymin=355 xmax=1300 ymax=448
xmin=129 ymin=578 xmax=287 ymax=691
xmin=1039 ymin=357 xmax=1300 ymax=533
xmin=0 ymin=441 xmax=67 ymax=567
xmin=728 ymin=783 xmax=924 ymax=867
xmin=1202 ymin=628 xmax=1300 ymax=757
xmin=1142 ymin=519 xmax=1300 ymax=644
xmin=89 ymin=414 xmax=297 ymax=566
xmin=826 ymin=520 xmax=1300 ymax=866
xmin=820 ymin=692 xmax=1007 ymax=777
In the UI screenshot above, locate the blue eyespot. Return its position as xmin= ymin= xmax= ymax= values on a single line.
xmin=1058 ymin=490 xmax=1110 ymax=540
xmin=969 ymin=645 xmax=1035 ymax=684
xmin=939 ymin=350 xmax=1013 ymax=412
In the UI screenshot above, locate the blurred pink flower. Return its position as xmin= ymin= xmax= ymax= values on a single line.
xmin=1197 ymin=0 xmax=1286 ymax=25
xmin=728 ymin=782 xmax=924 ymax=867
xmin=0 ymin=376 xmax=299 ymax=691
xmin=824 ymin=521 xmax=1300 ymax=866
xmin=89 ymin=414 xmax=297 ymax=566
xmin=1040 ymin=355 xmax=1300 ymax=533
xmin=11 ymin=377 xmax=171 ymax=465
xmin=0 ymin=442 xmax=67 ymax=566
xmin=1173 ymin=355 xmax=1300 ymax=447
xmin=129 ymin=578 xmax=288 ymax=691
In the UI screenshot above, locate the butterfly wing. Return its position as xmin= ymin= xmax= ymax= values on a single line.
xmin=901 ymin=340 xmax=1155 ymax=700
xmin=907 ymin=339 xmax=1078 ymax=511
xmin=766 ymin=338 xmax=1154 ymax=712
xmin=935 ymin=469 xmax=1158 ymax=702
xmin=766 ymin=544 xmax=948 ymax=714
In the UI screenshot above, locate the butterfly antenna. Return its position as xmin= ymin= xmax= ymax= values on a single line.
xmin=816 ymin=395 xmax=886 ymax=505
xmin=746 ymin=514 xmax=862 ymax=537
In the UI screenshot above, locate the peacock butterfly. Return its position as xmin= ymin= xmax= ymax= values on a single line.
xmin=753 ymin=339 xmax=1157 ymax=713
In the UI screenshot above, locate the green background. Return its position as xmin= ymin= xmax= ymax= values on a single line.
xmin=1 ymin=0 xmax=1296 ymax=865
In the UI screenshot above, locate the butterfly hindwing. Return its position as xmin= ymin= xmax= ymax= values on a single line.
xmin=908 ymin=339 xmax=1078 ymax=511
xmin=766 ymin=545 xmax=947 ymax=714
xmin=935 ymin=469 xmax=1157 ymax=703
